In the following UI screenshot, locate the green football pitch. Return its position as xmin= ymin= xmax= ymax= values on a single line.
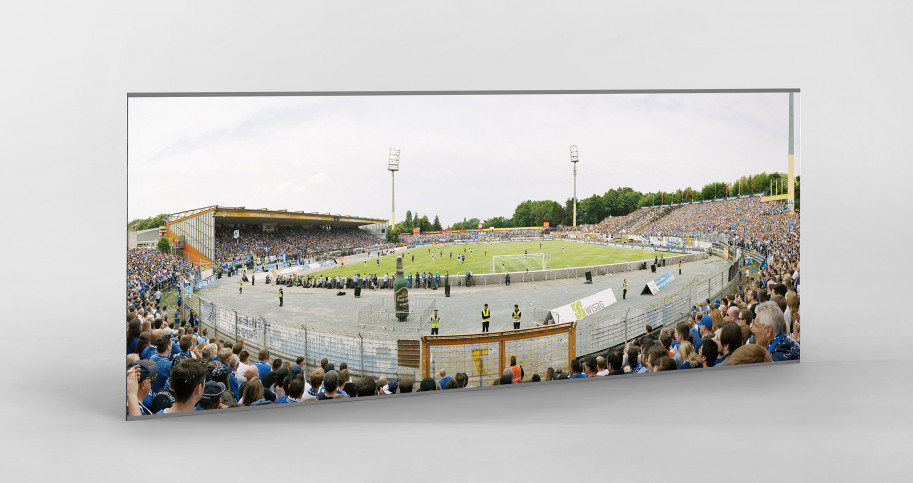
xmin=314 ymin=240 xmax=673 ymax=278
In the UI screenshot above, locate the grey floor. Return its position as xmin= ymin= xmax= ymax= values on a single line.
xmin=198 ymin=253 xmax=732 ymax=335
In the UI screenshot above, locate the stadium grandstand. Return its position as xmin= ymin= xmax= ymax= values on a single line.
xmin=127 ymin=205 xmax=389 ymax=309
xmin=127 ymin=197 xmax=799 ymax=416
xmin=164 ymin=205 xmax=388 ymax=267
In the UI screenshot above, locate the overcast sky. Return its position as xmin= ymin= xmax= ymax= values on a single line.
xmin=128 ymin=92 xmax=800 ymax=227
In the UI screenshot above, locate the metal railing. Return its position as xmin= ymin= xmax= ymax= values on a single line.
xmin=357 ymin=297 xmax=436 ymax=332
xmin=178 ymin=258 xmax=740 ymax=380
xmin=574 ymin=261 xmax=742 ymax=358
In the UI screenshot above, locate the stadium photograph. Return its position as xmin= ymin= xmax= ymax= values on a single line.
xmin=126 ymin=91 xmax=800 ymax=418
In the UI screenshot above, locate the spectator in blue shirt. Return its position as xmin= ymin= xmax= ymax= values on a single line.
xmin=438 ymin=370 xmax=452 ymax=390
xmin=156 ymin=359 xmax=206 ymax=414
xmin=752 ymin=301 xmax=800 ymax=361
xmin=149 ymin=335 xmax=173 ymax=393
xmin=127 ymin=320 xmax=141 ymax=355
xmin=253 ymin=348 xmax=272 ymax=380
xmin=569 ymin=359 xmax=587 ymax=379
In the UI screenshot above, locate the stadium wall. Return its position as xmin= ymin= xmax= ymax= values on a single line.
xmin=166 ymin=209 xmax=215 ymax=264
xmin=459 ymin=252 xmax=706 ymax=286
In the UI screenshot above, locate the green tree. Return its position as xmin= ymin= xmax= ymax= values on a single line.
xmin=486 ymin=216 xmax=513 ymax=228
xmin=432 ymin=215 xmax=442 ymax=231
xmin=404 ymin=210 xmax=413 ymax=229
xmin=157 ymin=236 xmax=171 ymax=253
xmin=129 ymin=213 xmax=168 ymax=231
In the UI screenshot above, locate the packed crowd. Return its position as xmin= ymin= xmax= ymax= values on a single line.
xmin=127 ymin=198 xmax=799 ymax=416
xmin=126 ymin=263 xmax=799 ymax=415
xmin=127 ymin=248 xmax=195 ymax=300
xmin=214 ymin=226 xmax=386 ymax=263
xmin=400 ymin=228 xmax=546 ymax=244
xmin=639 ymin=198 xmax=799 ymax=264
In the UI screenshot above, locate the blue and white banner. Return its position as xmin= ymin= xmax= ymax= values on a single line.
xmin=194 ymin=275 xmax=217 ymax=290
xmin=642 ymin=272 xmax=674 ymax=295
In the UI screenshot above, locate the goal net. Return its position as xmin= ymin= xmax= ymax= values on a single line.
xmin=491 ymin=253 xmax=548 ymax=273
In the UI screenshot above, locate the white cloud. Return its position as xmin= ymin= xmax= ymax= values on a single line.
xmin=128 ymin=92 xmax=800 ymax=226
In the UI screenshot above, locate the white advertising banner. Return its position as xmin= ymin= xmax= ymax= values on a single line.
xmin=549 ymin=287 xmax=618 ymax=324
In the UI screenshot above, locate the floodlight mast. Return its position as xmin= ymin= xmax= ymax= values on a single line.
xmin=570 ymin=145 xmax=579 ymax=227
xmin=388 ymin=148 xmax=400 ymax=226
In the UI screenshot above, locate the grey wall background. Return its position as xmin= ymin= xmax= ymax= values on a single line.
xmin=1 ymin=1 xmax=911 ymax=480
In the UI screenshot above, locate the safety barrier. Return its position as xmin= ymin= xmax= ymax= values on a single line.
xmin=573 ymin=261 xmax=741 ymax=358
xmin=421 ymin=322 xmax=576 ymax=386
xmin=176 ymin=258 xmax=739 ymax=380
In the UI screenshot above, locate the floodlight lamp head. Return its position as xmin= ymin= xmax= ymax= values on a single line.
xmin=388 ymin=148 xmax=401 ymax=171
xmin=570 ymin=145 xmax=579 ymax=163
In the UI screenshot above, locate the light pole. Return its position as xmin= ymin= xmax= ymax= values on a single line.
xmin=570 ymin=145 xmax=579 ymax=227
xmin=388 ymin=148 xmax=400 ymax=226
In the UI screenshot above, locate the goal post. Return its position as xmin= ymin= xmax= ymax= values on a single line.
xmin=491 ymin=253 xmax=548 ymax=273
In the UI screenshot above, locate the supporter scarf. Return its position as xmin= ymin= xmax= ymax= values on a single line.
xmin=766 ymin=332 xmax=787 ymax=353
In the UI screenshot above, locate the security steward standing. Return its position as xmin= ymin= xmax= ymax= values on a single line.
xmin=622 ymin=279 xmax=627 ymax=300
xmin=481 ymin=304 xmax=491 ymax=333
xmin=512 ymin=305 xmax=521 ymax=330
xmin=679 ymin=259 xmax=682 ymax=275
xmin=278 ymin=287 xmax=284 ymax=307
xmin=430 ymin=310 xmax=440 ymax=335
xmin=239 ymin=280 xmax=243 ymax=295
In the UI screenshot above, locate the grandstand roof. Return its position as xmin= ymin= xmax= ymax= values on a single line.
xmin=166 ymin=205 xmax=386 ymax=227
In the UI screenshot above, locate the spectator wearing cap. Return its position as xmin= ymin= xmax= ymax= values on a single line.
xmin=196 ymin=381 xmax=227 ymax=410
xmin=694 ymin=316 xmax=714 ymax=353
xmin=253 ymin=348 xmax=271 ymax=381
xmin=752 ymin=301 xmax=800 ymax=361
xmin=126 ymin=361 xmax=157 ymax=416
xmin=157 ymin=359 xmax=206 ymax=414
xmin=437 ymin=370 xmax=452 ymax=390
xmin=208 ymin=364 xmax=237 ymax=408
xmin=382 ymin=380 xmax=399 ymax=394
xmin=149 ymin=335 xmax=173 ymax=393
xmin=499 ymin=372 xmax=514 ymax=385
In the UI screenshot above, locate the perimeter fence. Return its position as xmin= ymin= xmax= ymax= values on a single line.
xmin=178 ymin=258 xmax=741 ymax=381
